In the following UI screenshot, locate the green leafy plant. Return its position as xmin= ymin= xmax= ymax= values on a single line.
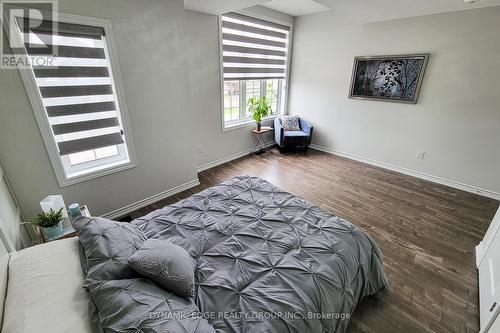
xmin=247 ymin=96 xmax=272 ymax=124
xmin=31 ymin=208 xmax=64 ymax=228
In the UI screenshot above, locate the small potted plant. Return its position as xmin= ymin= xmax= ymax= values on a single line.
xmin=247 ymin=96 xmax=272 ymax=131
xmin=31 ymin=208 xmax=65 ymax=238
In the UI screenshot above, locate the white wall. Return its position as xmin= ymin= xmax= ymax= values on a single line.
xmin=288 ymin=6 xmax=500 ymax=196
xmin=0 ymin=1 xmax=291 ymax=218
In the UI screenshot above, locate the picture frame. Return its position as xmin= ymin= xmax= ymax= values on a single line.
xmin=348 ymin=54 xmax=429 ymax=104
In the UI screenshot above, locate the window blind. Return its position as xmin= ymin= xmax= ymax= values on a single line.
xmin=19 ymin=19 xmax=124 ymax=156
xmin=222 ymin=12 xmax=290 ymax=81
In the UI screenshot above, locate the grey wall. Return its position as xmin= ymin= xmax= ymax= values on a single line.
xmin=289 ymin=6 xmax=500 ymax=195
xmin=183 ymin=8 xmax=262 ymax=168
xmin=0 ymin=0 xmax=201 ymax=218
xmin=187 ymin=5 xmax=293 ymax=168
xmin=0 ymin=0 xmax=291 ymax=218
xmin=6 ymin=0 xmax=496 ymax=220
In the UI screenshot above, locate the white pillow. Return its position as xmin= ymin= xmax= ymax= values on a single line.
xmin=281 ymin=115 xmax=301 ymax=131
xmin=1 ymin=238 xmax=92 ymax=333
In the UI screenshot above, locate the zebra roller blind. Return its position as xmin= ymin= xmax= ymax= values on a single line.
xmin=221 ymin=12 xmax=290 ymax=81
xmin=19 ymin=19 xmax=124 ymax=156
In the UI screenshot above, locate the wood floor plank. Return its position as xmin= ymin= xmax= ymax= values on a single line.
xmin=124 ymin=148 xmax=499 ymax=333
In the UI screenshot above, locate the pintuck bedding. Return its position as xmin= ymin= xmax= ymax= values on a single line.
xmin=129 ymin=176 xmax=390 ymax=333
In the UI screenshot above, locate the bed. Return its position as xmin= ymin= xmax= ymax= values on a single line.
xmin=131 ymin=176 xmax=389 ymax=332
xmin=0 ymin=175 xmax=389 ymax=333
xmin=0 ymin=164 xmax=92 ymax=333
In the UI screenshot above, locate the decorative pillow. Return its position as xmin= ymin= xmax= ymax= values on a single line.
xmin=128 ymin=239 xmax=196 ymax=297
xmin=281 ymin=115 xmax=301 ymax=131
xmin=72 ymin=216 xmax=147 ymax=285
xmin=88 ymin=279 xmax=215 ymax=333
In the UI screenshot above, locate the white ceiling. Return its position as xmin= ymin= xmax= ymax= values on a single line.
xmin=184 ymin=0 xmax=267 ymax=16
xmin=184 ymin=0 xmax=500 ymax=19
xmin=316 ymin=0 xmax=500 ymax=22
xmin=260 ymin=0 xmax=331 ymax=16
xmin=184 ymin=0 xmax=332 ymax=16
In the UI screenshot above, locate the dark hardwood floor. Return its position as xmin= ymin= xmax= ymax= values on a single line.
xmin=126 ymin=148 xmax=499 ymax=333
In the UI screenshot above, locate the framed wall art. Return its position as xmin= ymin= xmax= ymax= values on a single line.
xmin=349 ymin=54 xmax=429 ymax=104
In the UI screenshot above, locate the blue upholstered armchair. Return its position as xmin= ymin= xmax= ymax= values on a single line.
xmin=274 ymin=117 xmax=313 ymax=152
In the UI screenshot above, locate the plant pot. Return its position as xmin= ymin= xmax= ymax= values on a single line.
xmin=42 ymin=221 xmax=64 ymax=238
xmin=256 ymin=122 xmax=262 ymax=131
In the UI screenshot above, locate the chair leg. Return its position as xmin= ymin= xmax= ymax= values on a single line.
xmin=304 ymin=145 xmax=309 ymax=153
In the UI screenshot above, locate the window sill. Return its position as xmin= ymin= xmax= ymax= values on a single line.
xmin=222 ymin=115 xmax=279 ymax=133
xmin=58 ymin=160 xmax=137 ymax=187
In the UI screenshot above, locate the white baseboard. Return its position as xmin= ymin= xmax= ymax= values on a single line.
xmin=102 ymin=141 xmax=275 ymax=220
xmin=476 ymin=242 xmax=484 ymax=268
xmin=101 ymin=144 xmax=497 ymax=221
xmin=101 ymin=178 xmax=200 ymax=220
xmin=197 ymin=142 xmax=276 ymax=173
xmin=310 ymin=144 xmax=500 ymax=201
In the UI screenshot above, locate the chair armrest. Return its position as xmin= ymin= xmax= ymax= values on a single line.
xmin=299 ymin=118 xmax=313 ymax=137
xmin=274 ymin=117 xmax=284 ymax=145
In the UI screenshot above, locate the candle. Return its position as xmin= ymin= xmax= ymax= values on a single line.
xmin=69 ymin=203 xmax=81 ymax=220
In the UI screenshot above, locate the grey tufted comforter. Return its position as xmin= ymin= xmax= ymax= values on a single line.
xmin=132 ymin=176 xmax=389 ymax=333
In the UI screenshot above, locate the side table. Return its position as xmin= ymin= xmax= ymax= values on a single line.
xmin=43 ymin=205 xmax=91 ymax=242
xmin=251 ymin=127 xmax=274 ymax=155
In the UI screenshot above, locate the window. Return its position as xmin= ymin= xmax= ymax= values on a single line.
xmin=221 ymin=12 xmax=291 ymax=129
xmin=11 ymin=14 xmax=135 ymax=186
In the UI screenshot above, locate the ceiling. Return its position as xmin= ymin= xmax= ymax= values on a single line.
xmin=184 ymin=0 xmax=500 ymax=19
xmin=184 ymin=0 xmax=332 ymax=16
xmin=316 ymin=0 xmax=500 ymax=22
xmin=260 ymin=0 xmax=331 ymax=16
xmin=184 ymin=0 xmax=268 ymax=16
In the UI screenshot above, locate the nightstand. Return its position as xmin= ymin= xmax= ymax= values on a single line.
xmin=43 ymin=205 xmax=91 ymax=242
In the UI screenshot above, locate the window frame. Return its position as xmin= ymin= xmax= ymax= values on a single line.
xmin=12 ymin=12 xmax=137 ymax=187
xmin=218 ymin=11 xmax=293 ymax=132
xmin=223 ymin=79 xmax=283 ymax=128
